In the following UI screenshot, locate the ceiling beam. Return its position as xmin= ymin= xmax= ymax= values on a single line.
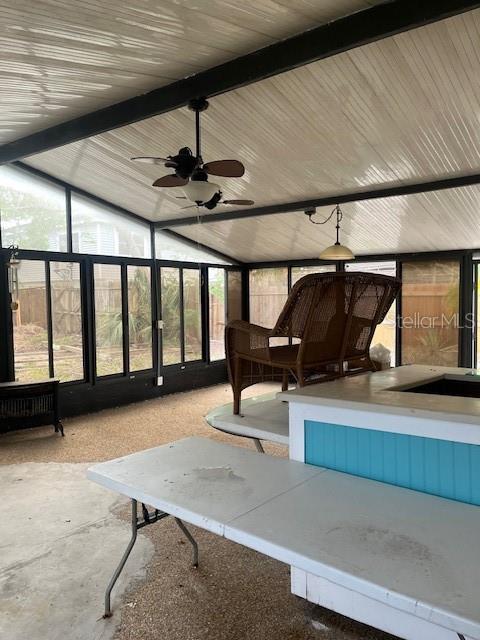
xmin=154 ymin=171 xmax=480 ymax=229
xmin=1 ymin=0 xmax=478 ymax=164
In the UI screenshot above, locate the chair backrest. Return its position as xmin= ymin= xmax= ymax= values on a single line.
xmin=273 ymin=271 xmax=400 ymax=366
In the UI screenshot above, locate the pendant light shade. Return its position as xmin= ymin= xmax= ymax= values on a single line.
xmin=319 ymin=242 xmax=355 ymax=261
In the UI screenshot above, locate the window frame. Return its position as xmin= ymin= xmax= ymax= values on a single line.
xmin=470 ymin=259 xmax=479 ymax=369
xmin=127 ymin=264 xmax=154 ymax=373
xmin=207 ymin=266 xmax=227 ymax=363
xmin=92 ymin=256 xmax=155 ymax=381
xmin=1 ymin=160 xmax=477 ymax=388
xmin=0 ymin=164 xmax=243 ymax=394
xmin=245 ymin=252 xmax=473 ymax=369
xmin=157 ymin=261 xmax=243 ymax=369
xmin=11 ymin=253 xmax=87 ymax=385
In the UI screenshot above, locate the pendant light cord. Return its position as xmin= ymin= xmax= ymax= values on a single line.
xmin=335 ymin=206 xmax=342 ymax=245
xmin=305 ymin=204 xmax=342 ymax=231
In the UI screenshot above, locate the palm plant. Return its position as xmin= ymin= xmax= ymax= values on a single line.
xmin=96 ymin=268 xmax=152 ymax=347
xmin=128 ymin=268 xmax=151 ymax=345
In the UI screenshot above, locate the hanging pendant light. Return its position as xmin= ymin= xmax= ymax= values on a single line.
xmin=305 ymin=204 xmax=355 ymax=260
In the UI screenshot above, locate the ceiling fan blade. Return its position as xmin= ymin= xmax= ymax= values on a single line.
xmin=152 ymin=175 xmax=188 ymax=187
xmin=131 ymin=156 xmax=170 ymax=164
xmin=181 ymin=204 xmax=198 ymax=210
xmin=203 ymin=159 xmax=245 ymax=177
xmin=223 ymin=199 xmax=255 ymax=206
xmin=175 ymin=196 xmax=188 ymax=199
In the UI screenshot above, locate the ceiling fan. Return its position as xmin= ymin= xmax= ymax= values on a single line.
xmin=131 ymin=97 xmax=245 ymax=188
xmin=176 ymin=191 xmax=254 ymax=211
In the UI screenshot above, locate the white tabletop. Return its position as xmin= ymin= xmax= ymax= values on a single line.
xmin=87 ymin=437 xmax=319 ymax=535
xmin=205 ymin=392 xmax=289 ymax=445
xmin=89 ymin=437 xmax=480 ymax=639
xmin=226 ymin=468 xmax=480 ymax=639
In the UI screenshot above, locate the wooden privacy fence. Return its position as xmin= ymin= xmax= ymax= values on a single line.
xmin=94 ymin=285 xmax=122 ymax=313
xmin=402 ymin=283 xmax=457 ymax=320
xmin=15 ymin=288 xmax=46 ymax=328
xmin=15 ymin=285 xmax=82 ymax=336
xmin=209 ymin=294 xmax=225 ymax=341
xmin=52 ymin=287 xmax=82 ymax=334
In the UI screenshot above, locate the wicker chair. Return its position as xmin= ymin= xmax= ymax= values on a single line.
xmin=226 ymin=271 xmax=400 ymax=414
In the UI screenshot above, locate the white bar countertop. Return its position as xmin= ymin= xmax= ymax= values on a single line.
xmin=88 ymin=437 xmax=480 ymax=639
xmin=278 ymin=365 xmax=480 ymax=445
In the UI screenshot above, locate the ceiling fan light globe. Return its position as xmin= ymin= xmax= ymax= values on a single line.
xmin=183 ymin=180 xmax=219 ymax=204
xmin=319 ymin=243 xmax=355 ymax=261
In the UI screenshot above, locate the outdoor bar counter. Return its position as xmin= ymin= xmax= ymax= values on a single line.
xmin=279 ymin=364 xmax=480 ymax=627
xmin=206 ymin=365 xmax=480 ymax=638
xmin=281 ymin=365 xmax=480 ymax=479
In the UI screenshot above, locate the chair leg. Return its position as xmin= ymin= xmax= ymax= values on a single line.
xmin=233 ymin=357 xmax=242 ymax=415
xmin=281 ymin=370 xmax=289 ymax=392
xmin=233 ymin=390 xmax=241 ymax=415
xmin=296 ymin=367 xmax=305 ymax=387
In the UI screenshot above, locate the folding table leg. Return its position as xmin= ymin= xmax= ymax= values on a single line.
xmin=253 ymin=438 xmax=265 ymax=454
xmin=174 ymin=518 xmax=199 ymax=567
xmin=103 ymin=501 xmax=200 ymax=618
xmin=104 ymin=499 xmax=138 ymax=618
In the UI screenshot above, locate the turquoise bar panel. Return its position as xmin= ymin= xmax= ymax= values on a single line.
xmin=304 ymin=420 xmax=480 ymax=506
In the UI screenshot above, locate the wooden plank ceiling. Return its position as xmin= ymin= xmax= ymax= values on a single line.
xmin=177 ymin=186 xmax=480 ymax=262
xmin=0 ymin=0 xmax=376 ymax=143
xmin=5 ymin=4 xmax=480 ymax=260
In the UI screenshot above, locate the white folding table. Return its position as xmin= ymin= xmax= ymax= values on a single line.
xmin=88 ymin=437 xmax=480 ymax=639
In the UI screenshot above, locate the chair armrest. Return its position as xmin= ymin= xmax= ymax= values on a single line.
xmin=225 ymin=320 xmax=273 ymax=357
xmin=226 ymin=320 xmax=272 ymax=337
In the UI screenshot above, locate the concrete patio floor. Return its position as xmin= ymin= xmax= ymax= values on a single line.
xmin=0 ymin=383 xmax=400 ymax=640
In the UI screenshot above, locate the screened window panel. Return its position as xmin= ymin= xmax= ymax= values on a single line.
xmin=250 ymin=268 xmax=288 ymax=345
xmin=401 ymin=260 xmax=460 ymax=367
xmin=94 ymin=264 xmax=123 ymax=376
xmin=290 ymin=266 xmax=337 ymax=346
xmin=183 ymin=269 xmax=202 ymax=362
xmin=0 ymin=166 xmax=67 ymax=251
xmin=50 ymin=262 xmax=84 ymax=381
xmin=209 ymin=268 xmax=226 ymax=361
xmin=72 ymin=194 xmax=151 ymax=258
xmin=13 ymin=260 xmax=50 ymax=382
xmin=346 ymin=261 xmax=397 ymax=364
xmin=160 ymin=267 xmax=181 ymax=365
xmin=127 ymin=266 xmax=153 ymax=371
xmin=291 ymin=265 xmax=336 ymax=285
xmin=477 ymin=264 xmax=480 ymax=368
xmin=155 ymin=230 xmax=231 ymax=264
xmin=227 ymin=270 xmax=242 ymax=323
xmin=249 ymin=268 xmax=288 ymax=327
